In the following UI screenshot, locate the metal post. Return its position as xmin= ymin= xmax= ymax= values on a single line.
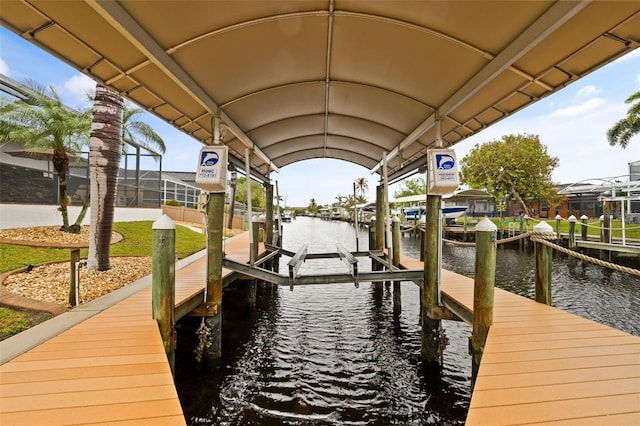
xmin=533 ymin=221 xmax=553 ymax=305
xmin=353 ymin=181 xmax=359 ymax=251
xmin=383 ymin=151 xmax=392 ymax=259
xmin=152 ymin=214 xmax=176 ymax=373
xmin=265 ymin=181 xmax=274 ymax=274
xmin=375 ymin=185 xmax=384 ymax=252
xmin=265 ymin=181 xmax=274 ymax=245
xmin=472 ymin=218 xmax=496 ymax=380
xmin=245 ymin=148 xmax=254 ymax=265
xmin=392 ymin=216 xmax=401 ymax=313
xmin=227 ymin=165 xmax=237 ymax=229
xmin=374 ymin=185 xmax=384 ymax=290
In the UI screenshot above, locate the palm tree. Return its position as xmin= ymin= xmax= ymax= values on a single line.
xmin=86 ymin=84 xmax=124 ymax=271
xmin=0 ymin=80 xmax=91 ymax=232
xmin=122 ymin=104 xmax=167 ymax=155
xmin=355 ymin=177 xmax=368 ymax=200
xmin=308 ymin=197 xmax=318 ymax=215
xmin=608 ymin=90 xmax=640 ymax=148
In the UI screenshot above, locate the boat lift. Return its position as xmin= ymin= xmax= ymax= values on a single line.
xmin=221 ymin=243 xmax=424 ymax=289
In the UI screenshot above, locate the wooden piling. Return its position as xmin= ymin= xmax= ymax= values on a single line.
xmin=581 ymin=215 xmax=588 ymax=241
xmin=519 ymin=214 xmax=526 ymax=250
xmin=69 ymin=248 xmax=81 ymax=306
xmin=555 ymin=214 xmax=562 ymax=242
xmin=472 ymin=218 xmax=496 ymax=380
xmin=251 ymin=218 xmax=260 ymax=264
xmin=204 ymin=192 xmax=225 ymax=366
xmin=422 ymin=194 xmax=443 ymax=363
xmin=533 ymin=221 xmax=553 ymax=306
xmin=568 ymin=215 xmax=576 ymax=249
xmin=392 ymin=216 xmax=401 ymax=312
xmin=152 ymin=214 xmax=176 ymax=373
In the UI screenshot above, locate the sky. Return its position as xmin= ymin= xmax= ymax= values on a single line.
xmin=1 ymin=26 xmax=639 ymax=207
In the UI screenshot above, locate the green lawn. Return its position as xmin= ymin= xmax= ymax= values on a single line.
xmin=0 ymin=221 xmax=209 ymax=274
xmin=481 ymin=217 xmax=640 ymax=239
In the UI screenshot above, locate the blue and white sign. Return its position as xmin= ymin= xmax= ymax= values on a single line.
xmin=196 ymin=145 xmax=228 ymax=193
xmin=428 ymin=149 xmax=459 ymax=195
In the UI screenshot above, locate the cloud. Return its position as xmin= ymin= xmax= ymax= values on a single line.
xmin=545 ymin=98 xmax=605 ymax=119
xmin=576 ymin=85 xmax=600 ymax=98
xmin=0 ymin=57 xmax=9 ymax=76
xmin=61 ymin=73 xmax=95 ymax=108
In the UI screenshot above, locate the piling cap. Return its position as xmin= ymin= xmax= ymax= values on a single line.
xmin=152 ymin=214 xmax=176 ymax=230
xmin=568 ymin=215 xmax=577 ymax=222
xmin=533 ymin=221 xmax=553 ymax=232
xmin=599 ymin=215 xmax=604 ymax=221
xmin=392 ymin=215 xmax=400 ymax=222
xmin=555 ymin=214 xmax=562 ymax=220
xmin=580 ymin=215 xmax=589 ymax=220
xmin=476 ymin=217 xmax=497 ymax=232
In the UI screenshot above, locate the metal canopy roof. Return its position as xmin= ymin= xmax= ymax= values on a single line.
xmin=2 ymin=1 xmax=639 ymax=181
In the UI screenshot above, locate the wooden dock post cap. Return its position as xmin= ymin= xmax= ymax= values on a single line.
xmin=568 ymin=215 xmax=577 ymax=222
xmin=476 ymin=217 xmax=497 ymax=232
xmin=392 ymin=215 xmax=400 ymax=222
xmin=581 ymin=214 xmax=589 ymax=220
xmin=555 ymin=214 xmax=562 ymax=220
xmin=533 ymin=221 xmax=553 ymax=232
xmin=152 ymin=214 xmax=176 ymax=230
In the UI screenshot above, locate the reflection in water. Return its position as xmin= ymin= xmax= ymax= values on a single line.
xmin=175 ymin=217 xmax=638 ymax=425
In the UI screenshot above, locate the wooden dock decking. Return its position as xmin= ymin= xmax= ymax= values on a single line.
xmin=2 ymin=234 xmax=638 ymax=424
xmin=397 ymin=253 xmax=640 ymax=425
xmin=0 ymin=232 xmax=258 ymax=425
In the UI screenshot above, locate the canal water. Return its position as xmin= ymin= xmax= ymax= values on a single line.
xmin=174 ymin=216 xmax=640 ymax=425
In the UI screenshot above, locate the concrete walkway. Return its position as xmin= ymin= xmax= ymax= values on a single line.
xmin=0 ymin=204 xmax=162 ymax=229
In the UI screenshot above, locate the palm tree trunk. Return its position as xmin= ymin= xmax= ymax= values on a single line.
xmin=52 ymin=150 xmax=71 ymax=231
xmin=87 ymin=84 xmax=123 ymax=271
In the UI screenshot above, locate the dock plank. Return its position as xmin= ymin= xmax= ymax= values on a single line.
xmin=397 ymin=250 xmax=640 ymax=425
xmin=0 ymin=232 xmax=256 ymax=425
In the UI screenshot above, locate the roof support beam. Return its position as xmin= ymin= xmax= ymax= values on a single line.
xmin=87 ymin=0 xmax=278 ymax=173
xmin=323 ymin=0 xmax=335 ymax=157
xmin=370 ymin=0 xmax=589 ymax=174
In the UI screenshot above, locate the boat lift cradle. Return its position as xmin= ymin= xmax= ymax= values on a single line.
xmin=221 ymin=244 xmax=424 ymax=289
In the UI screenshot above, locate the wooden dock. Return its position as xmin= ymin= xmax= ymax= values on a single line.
xmin=397 ymin=253 xmax=640 ymax=425
xmin=2 ymin=233 xmax=638 ymax=424
xmin=0 ymin=232 xmax=259 ymax=425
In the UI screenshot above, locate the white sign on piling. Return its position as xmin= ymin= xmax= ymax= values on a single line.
xmin=427 ymin=149 xmax=459 ymax=195
xmin=196 ymin=146 xmax=228 ymax=193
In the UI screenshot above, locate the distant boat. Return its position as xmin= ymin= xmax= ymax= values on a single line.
xmin=393 ymin=189 xmax=493 ymax=223
xmin=281 ymin=210 xmax=293 ymax=222
xmin=403 ymin=205 xmax=468 ymax=221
